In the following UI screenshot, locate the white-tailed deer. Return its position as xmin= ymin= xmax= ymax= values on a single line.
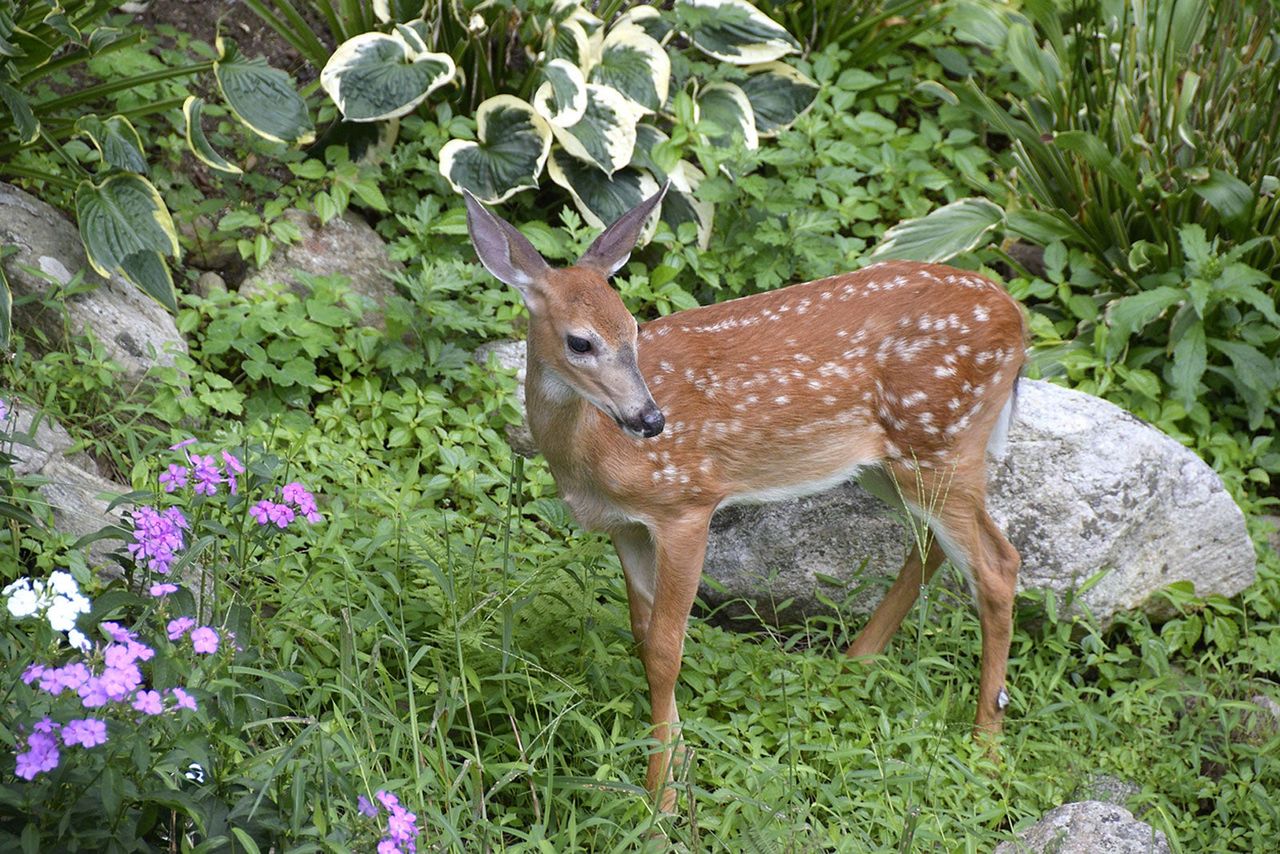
xmin=465 ymin=186 xmax=1025 ymax=812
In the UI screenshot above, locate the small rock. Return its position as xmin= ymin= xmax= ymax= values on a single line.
xmin=239 ymin=209 xmax=401 ymax=327
xmin=995 ymin=801 xmax=1171 ymax=854
xmin=193 ymin=271 xmax=226 ymax=298
xmin=0 ymin=183 xmax=187 ymax=385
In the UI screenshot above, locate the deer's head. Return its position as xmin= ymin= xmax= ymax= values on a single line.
xmin=465 ymin=186 xmax=668 ymax=439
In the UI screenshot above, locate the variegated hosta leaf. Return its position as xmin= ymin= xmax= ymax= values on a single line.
xmin=439 ymin=95 xmax=552 ymax=204
xmin=697 ymin=82 xmax=758 ymax=150
xmin=869 ymin=198 xmax=1006 ymax=263
xmin=75 ymin=173 xmax=180 ymax=312
xmin=551 ymin=84 xmax=645 ymax=176
xmin=632 ymin=125 xmax=713 ymax=249
xmin=615 ymin=6 xmax=674 ymax=46
xmin=215 ymin=39 xmax=314 ymax=145
xmin=533 ymin=59 xmax=588 ymax=128
xmin=676 ymin=0 xmax=800 ymax=65
xmin=547 ymin=149 xmax=662 ymax=237
xmin=552 ymin=0 xmax=604 ymax=38
xmin=740 ymin=61 xmax=818 ymax=136
xmin=321 ymin=30 xmax=456 ymax=122
xmin=183 ymin=97 xmax=243 ymax=176
xmin=589 ymin=24 xmax=670 ymax=114
xmin=74 ymin=115 xmax=147 ymax=173
xmin=374 ymin=0 xmax=428 ymax=23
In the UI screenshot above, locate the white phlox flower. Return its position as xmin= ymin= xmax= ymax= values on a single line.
xmin=3 ymin=572 xmax=92 ymax=644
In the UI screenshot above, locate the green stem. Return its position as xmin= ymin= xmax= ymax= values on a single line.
xmin=20 ymin=33 xmax=144 ymax=86
xmin=0 ymin=163 xmax=79 ymax=190
xmin=34 ymin=61 xmax=215 ymax=115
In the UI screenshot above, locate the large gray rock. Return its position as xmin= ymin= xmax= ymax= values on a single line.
xmin=0 ymin=183 xmax=186 ymax=383
xmin=7 ymin=403 xmax=128 ymax=571
xmin=479 ymin=338 xmax=1256 ymax=626
xmin=239 ymin=209 xmax=401 ymax=326
xmin=704 ymin=380 xmax=1253 ymax=624
xmin=995 ymin=801 xmax=1171 ymax=854
xmin=474 ymin=340 xmax=537 ymax=458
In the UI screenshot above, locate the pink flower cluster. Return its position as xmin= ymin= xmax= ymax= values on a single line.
xmin=357 ymin=790 xmax=419 ymax=854
xmin=160 ymin=440 xmax=245 ymax=497
xmin=167 ymin=617 xmax=221 ymax=654
xmin=15 ymin=621 xmax=200 ymax=779
xmin=127 ymin=506 xmax=189 ymax=576
xmin=250 ymin=481 xmax=323 ymax=528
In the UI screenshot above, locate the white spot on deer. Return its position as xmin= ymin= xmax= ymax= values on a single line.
xmin=836 ymin=329 xmax=848 ymax=338
xmin=652 ymin=375 xmax=664 ymax=386
xmin=746 ymin=394 xmax=760 ymax=405
xmin=822 ymin=395 xmax=838 ymax=406
xmin=975 ymin=351 xmax=995 ymax=366
xmin=956 ymin=344 xmax=972 ymax=356
xmin=948 ymin=398 xmax=964 ymax=411
xmin=935 ymin=365 xmax=956 ymax=378
xmin=917 ymin=315 xmax=934 ymax=332
xmin=974 ymin=304 xmax=991 ymax=322
xmin=660 ymin=361 xmax=674 ymax=373
xmin=775 ymin=395 xmax=790 ymax=405
xmin=652 ymin=471 xmax=661 ymax=482
xmin=821 ymin=291 xmax=832 ymax=301
xmin=699 ymin=458 xmax=713 ymax=474
xmin=883 ymin=440 xmax=901 ymax=459
xmin=684 ymin=368 xmax=696 ymax=382
xmin=807 ymin=379 xmax=823 ymax=390
xmin=901 ymin=390 xmax=928 ymax=407
xmin=657 ymin=327 xmax=671 ymax=336
xmin=794 ymin=353 xmax=814 ymax=364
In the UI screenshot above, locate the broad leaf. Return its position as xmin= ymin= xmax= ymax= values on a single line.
xmin=1192 ymin=169 xmax=1253 ymax=224
xmin=547 ymin=149 xmax=662 ymax=234
xmin=321 ymin=30 xmax=456 ymax=122
xmin=1215 ymin=263 xmax=1280 ymax=324
xmin=183 ymin=97 xmax=243 ymax=175
xmin=75 ymin=173 xmax=179 ymax=312
xmin=543 ymin=18 xmax=593 ymax=67
xmin=1209 ymin=337 xmax=1278 ymax=427
xmin=533 ymin=59 xmax=587 ymax=128
xmin=589 ymin=24 xmax=669 ymax=113
xmin=1169 ymin=322 xmax=1206 ymax=409
xmin=0 ymin=81 xmax=37 ymax=144
xmin=615 ymin=6 xmax=674 ymax=45
xmin=869 ymin=197 xmax=1005 ymax=263
xmin=215 ymin=38 xmax=315 ymax=144
xmin=551 ymin=84 xmax=645 ymax=175
xmin=1105 ymin=286 xmax=1184 ymax=351
xmin=439 ymin=95 xmax=552 ymax=204
xmin=676 ymin=0 xmax=800 ymax=65
xmin=74 ymin=115 xmax=147 ymax=174
xmin=696 ymin=81 xmax=758 ymax=150
xmin=739 ymin=61 xmax=818 ymax=136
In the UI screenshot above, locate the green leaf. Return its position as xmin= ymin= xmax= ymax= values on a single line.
xmin=1215 ymin=263 xmax=1280 ymax=325
xmin=320 ymin=30 xmax=456 ymax=122
xmin=696 ymin=81 xmax=758 ymax=150
xmin=631 ymin=124 xmax=713 ymax=249
xmin=532 ymin=59 xmax=588 ymax=128
xmin=1178 ymin=223 xmax=1213 ymax=268
xmin=0 ymin=252 xmax=11 ymax=352
xmin=676 ymin=0 xmax=800 ymax=65
xmin=1208 ymin=337 xmax=1279 ymax=427
xmin=615 ymin=6 xmax=674 ymax=45
xmin=1169 ymin=322 xmax=1206 ymax=409
xmin=547 ymin=148 xmax=662 ymax=233
xmin=215 ymin=38 xmax=315 ymax=144
xmin=75 ymin=173 xmax=179 ymax=312
xmin=738 ymin=61 xmax=819 ymax=136
xmin=550 ymin=83 xmax=645 ymax=174
xmin=543 ymin=18 xmax=592 ymax=67
xmin=0 ymin=81 xmax=38 ymax=144
xmin=1192 ymin=169 xmax=1254 ymax=224
xmin=588 ymin=24 xmax=669 ymax=113
xmin=1105 ymin=286 xmax=1183 ymax=350
xmin=439 ymin=95 xmax=552 ymax=203
xmin=869 ymin=197 xmax=1005 ymax=263
xmin=74 ymin=115 xmax=147 ymax=173
xmin=1054 ymin=130 xmax=1139 ymax=198
xmin=183 ymin=97 xmax=242 ymax=175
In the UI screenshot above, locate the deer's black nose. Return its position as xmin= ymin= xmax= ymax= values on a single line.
xmin=639 ymin=405 xmax=665 ymax=438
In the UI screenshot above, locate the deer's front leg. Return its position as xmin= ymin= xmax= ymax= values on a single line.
xmin=635 ymin=513 xmax=712 ymax=813
xmin=611 ymin=525 xmax=657 ymax=649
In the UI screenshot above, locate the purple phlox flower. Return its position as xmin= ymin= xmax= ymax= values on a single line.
xmin=377 ymin=841 xmax=400 ymax=854
xmin=190 ymin=453 xmax=222 ymax=496
xmin=150 ymin=582 xmax=179 ymax=597
xmin=170 ymin=686 xmax=198 ymax=712
xmin=0 ymin=398 xmax=8 ymax=422
xmin=250 ymin=500 xmax=272 ymax=525
xmin=190 ymin=626 xmax=219 ymax=655
xmin=170 ymin=437 xmax=197 ymax=452
xmin=167 ymin=616 xmax=196 ymax=640
xmin=158 ymin=463 xmax=189 ymax=493
xmin=358 ymin=795 xmax=377 ymax=817
xmin=101 ymin=621 xmax=132 ymax=644
xmin=370 ymin=790 xmax=418 ymax=852
xmin=128 ymin=640 xmax=154 ymax=662
xmin=100 ymin=662 xmax=143 ymax=700
xmin=104 ymin=642 xmax=137 ymax=670
xmin=127 ymin=505 xmax=188 ymax=575
xmin=54 ymin=662 xmax=92 ymax=693
xmin=15 ymin=731 xmax=60 ymax=779
xmin=37 ymin=668 xmax=68 ymax=696
xmin=221 ymin=450 xmax=244 ymax=474
xmin=32 ymin=716 xmax=59 ymax=735
xmin=282 ymin=482 xmax=322 ymax=523
xmin=22 ymin=663 xmax=46 ymax=685
xmin=132 ymin=689 xmax=164 ymax=716
xmin=61 ymin=718 xmax=108 ymax=748
xmin=267 ymin=502 xmax=295 ymax=528
xmin=78 ymin=676 xmax=109 ymax=708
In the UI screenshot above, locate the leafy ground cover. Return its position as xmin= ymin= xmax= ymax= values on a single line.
xmin=2 ymin=1 xmax=1278 ymax=851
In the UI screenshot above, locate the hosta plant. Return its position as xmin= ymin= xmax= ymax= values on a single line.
xmin=316 ymin=0 xmax=819 ymax=248
xmin=0 ymin=1 xmax=313 ymax=350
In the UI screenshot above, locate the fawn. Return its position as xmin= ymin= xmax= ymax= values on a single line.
xmin=465 ymin=185 xmax=1025 ymax=812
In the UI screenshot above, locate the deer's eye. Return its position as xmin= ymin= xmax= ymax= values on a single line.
xmin=567 ymin=335 xmax=593 ymax=354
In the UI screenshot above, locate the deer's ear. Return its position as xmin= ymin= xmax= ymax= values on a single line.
xmin=464 ymin=191 xmax=552 ymax=301
xmin=577 ymin=181 xmax=670 ymax=277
